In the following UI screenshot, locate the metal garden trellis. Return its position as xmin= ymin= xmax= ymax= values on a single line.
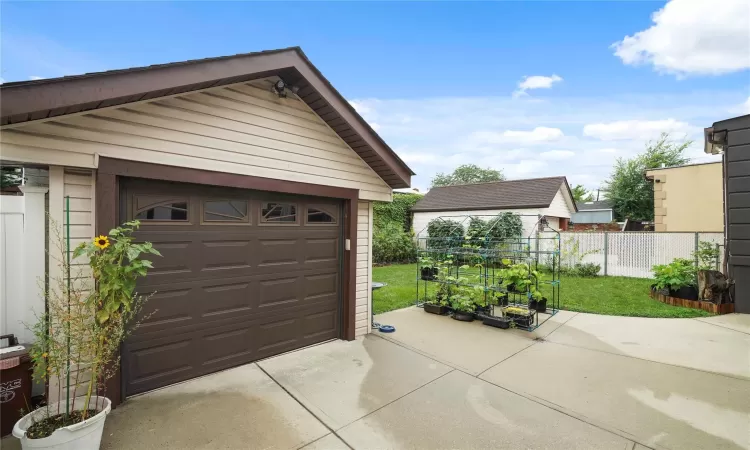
xmin=415 ymin=214 xmax=561 ymax=331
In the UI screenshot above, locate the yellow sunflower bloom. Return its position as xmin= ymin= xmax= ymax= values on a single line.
xmin=94 ymin=235 xmax=110 ymax=250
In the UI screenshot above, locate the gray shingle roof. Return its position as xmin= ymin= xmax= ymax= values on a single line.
xmin=412 ymin=176 xmax=569 ymax=212
xmin=575 ymin=200 xmax=612 ymax=211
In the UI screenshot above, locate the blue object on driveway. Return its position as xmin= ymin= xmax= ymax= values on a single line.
xmin=371 ymin=282 xmax=395 ymax=333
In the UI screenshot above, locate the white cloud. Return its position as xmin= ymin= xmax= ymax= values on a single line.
xmin=583 ymin=119 xmax=695 ymax=141
xmin=514 ymin=75 xmax=562 ymax=97
xmin=347 ymin=90 xmax=736 ymax=192
xmin=471 ymin=127 xmax=564 ymax=144
xmin=539 ymin=150 xmax=575 ymax=160
xmin=29 ymin=75 xmax=44 ymax=80
xmin=370 ymin=122 xmax=381 ymax=131
xmin=612 ymin=0 xmax=750 ymax=76
xmin=348 ymin=100 xmax=371 ymax=115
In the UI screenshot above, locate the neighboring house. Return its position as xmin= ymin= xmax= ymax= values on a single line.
xmin=0 ymin=47 xmax=413 ymax=405
xmin=706 ymin=114 xmax=749 ymax=313
xmin=645 ymin=161 xmax=723 ymax=232
xmin=411 ymin=176 xmax=577 ymax=236
xmin=572 ymin=200 xmax=613 ymax=223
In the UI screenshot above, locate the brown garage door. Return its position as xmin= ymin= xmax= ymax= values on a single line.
xmin=121 ymin=179 xmax=342 ymax=396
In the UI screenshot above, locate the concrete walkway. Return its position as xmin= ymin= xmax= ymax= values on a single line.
xmin=2 ymin=311 xmax=748 ymax=449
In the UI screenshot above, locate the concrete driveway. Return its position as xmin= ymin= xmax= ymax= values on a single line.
xmin=3 ymin=310 xmax=748 ymax=449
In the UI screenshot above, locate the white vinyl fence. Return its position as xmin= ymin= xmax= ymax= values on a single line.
xmin=539 ymin=231 xmax=724 ymax=278
xmin=0 ymin=187 xmax=48 ymax=344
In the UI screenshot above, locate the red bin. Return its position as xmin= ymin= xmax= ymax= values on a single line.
xmin=1 ymin=335 xmax=32 ymax=437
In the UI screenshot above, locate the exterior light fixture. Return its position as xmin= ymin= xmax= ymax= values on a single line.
xmin=271 ymin=79 xmax=299 ymax=98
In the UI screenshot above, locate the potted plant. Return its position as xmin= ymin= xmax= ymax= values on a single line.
xmin=450 ymin=291 xmax=476 ymax=322
xmin=498 ymin=260 xmax=534 ymax=294
xmin=502 ymin=306 xmax=535 ymax=328
xmin=419 ymin=256 xmax=439 ymax=281
xmin=652 ymin=258 xmax=698 ymax=300
xmin=423 ymin=283 xmax=452 ymax=315
xmin=483 ymin=315 xmax=513 ymax=329
xmin=494 ymin=291 xmax=509 ymax=306
xmin=13 ymin=221 xmax=160 ymax=450
xmin=528 ymin=289 xmax=547 ymax=313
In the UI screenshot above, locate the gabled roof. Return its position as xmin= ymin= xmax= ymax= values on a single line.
xmin=0 ymin=47 xmax=413 ymax=188
xmin=412 ymin=176 xmax=573 ymax=212
xmin=575 ymin=200 xmax=612 ymax=211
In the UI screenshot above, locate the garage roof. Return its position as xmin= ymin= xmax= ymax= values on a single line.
xmin=0 ymin=47 xmax=414 ymax=188
xmin=412 ymin=176 xmax=574 ymax=212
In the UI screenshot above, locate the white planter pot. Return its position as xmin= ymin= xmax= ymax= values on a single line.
xmin=12 ymin=396 xmax=111 ymax=450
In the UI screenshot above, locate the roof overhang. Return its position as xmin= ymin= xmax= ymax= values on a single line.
xmin=0 ymin=47 xmax=413 ymax=188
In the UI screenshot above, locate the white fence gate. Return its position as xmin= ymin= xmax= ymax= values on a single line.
xmin=539 ymin=231 xmax=724 ymax=278
xmin=0 ymin=187 xmax=48 ymax=344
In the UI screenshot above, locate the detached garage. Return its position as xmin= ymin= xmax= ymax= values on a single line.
xmin=0 ymin=47 xmax=413 ymax=405
xmin=707 ymin=114 xmax=750 ymax=314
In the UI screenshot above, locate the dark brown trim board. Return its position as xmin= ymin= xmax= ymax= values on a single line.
xmin=96 ymin=157 xmax=359 ymax=407
xmin=1 ymin=47 xmax=413 ymax=189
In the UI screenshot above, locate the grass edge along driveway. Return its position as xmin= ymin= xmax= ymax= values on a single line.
xmin=372 ymin=263 xmax=710 ymax=318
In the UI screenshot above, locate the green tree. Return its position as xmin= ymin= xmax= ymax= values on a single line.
xmin=571 ymin=184 xmax=594 ymax=202
xmin=1 ymin=167 xmax=23 ymax=189
xmin=431 ymin=164 xmax=504 ymax=187
xmin=604 ymin=133 xmax=691 ymax=221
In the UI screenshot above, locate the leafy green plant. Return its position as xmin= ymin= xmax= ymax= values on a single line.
xmin=498 ymin=259 xmax=539 ymax=292
xmin=449 ymin=291 xmax=477 ymax=313
xmin=652 ymin=258 xmax=696 ymax=291
xmin=373 ymin=222 xmax=417 ymax=264
xmin=74 ymin=221 xmax=161 ymax=325
xmin=693 ymin=241 xmax=720 ymax=271
xmin=573 ymin=262 xmax=601 ymax=277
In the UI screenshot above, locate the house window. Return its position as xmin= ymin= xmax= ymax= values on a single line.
xmin=134 ymin=197 xmax=188 ymax=221
xmin=203 ymin=200 xmax=249 ymax=223
xmin=306 ymin=206 xmax=337 ymax=224
xmin=261 ymin=202 xmax=297 ymax=224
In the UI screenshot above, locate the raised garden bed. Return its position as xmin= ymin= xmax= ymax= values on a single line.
xmin=649 ymin=289 xmax=733 ymax=314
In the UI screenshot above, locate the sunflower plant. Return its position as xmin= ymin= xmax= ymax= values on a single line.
xmin=25 ymin=220 xmax=160 ymax=436
xmin=74 ymin=220 xmax=161 ymax=325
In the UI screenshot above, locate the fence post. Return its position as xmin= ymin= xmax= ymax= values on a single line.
xmin=694 ymin=232 xmax=700 ymax=269
xmin=603 ymin=232 xmax=609 ymax=276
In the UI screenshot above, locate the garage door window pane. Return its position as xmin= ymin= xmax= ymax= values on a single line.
xmin=261 ymin=202 xmax=297 ymax=223
xmin=307 ymin=206 xmax=337 ymax=224
xmin=135 ymin=198 xmax=188 ymax=221
xmin=204 ymin=200 xmax=249 ymax=222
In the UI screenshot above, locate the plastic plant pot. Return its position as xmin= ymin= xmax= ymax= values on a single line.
xmin=423 ymin=304 xmax=450 ymax=315
xmin=452 ymin=311 xmax=475 ymax=322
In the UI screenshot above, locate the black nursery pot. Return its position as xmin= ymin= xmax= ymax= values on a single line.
xmin=483 ymin=316 xmax=511 ymax=329
xmin=496 ymin=294 xmax=509 ymax=306
xmin=424 ymin=303 xmax=449 ymax=315
xmin=452 ymin=311 xmax=475 ymax=322
xmin=670 ymin=286 xmax=698 ymax=301
xmin=420 ymin=267 xmax=438 ymax=281
xmin=534 ymin=298 xmax=548 ymax=313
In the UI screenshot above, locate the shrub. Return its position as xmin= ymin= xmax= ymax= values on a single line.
xmin=653 ymin=258 xmax=695 ymax=291
xmin=485 ymin=212 xmax=524 ymax=241
xmin=573 ymin=262 xmax=601 ymax=277
xmin=373 ymin=222 xmax=417 ymax=264
xmin=426 ymin=219 xmax=464 ymax=249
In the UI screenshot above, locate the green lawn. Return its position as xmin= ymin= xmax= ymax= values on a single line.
xmin=372 ymin=263 xmax=711 ymax=318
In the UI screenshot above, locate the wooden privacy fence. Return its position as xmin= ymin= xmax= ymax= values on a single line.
xmin=538 ymin=231 xmax=725 ymax=279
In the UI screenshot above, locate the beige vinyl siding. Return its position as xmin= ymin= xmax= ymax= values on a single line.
xmin=47 ymin=167 xmax=95 ymax=403
xmin=0 ymin=78 xmax=392 ymax=202
xmin=545 ymin=188 xmax=573 ymax=219
xmin=355 ymin=201 xmax=372 ymax=337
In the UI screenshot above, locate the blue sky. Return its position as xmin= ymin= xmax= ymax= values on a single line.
xmin=2 ymin=1 xmax=748 ymax=191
